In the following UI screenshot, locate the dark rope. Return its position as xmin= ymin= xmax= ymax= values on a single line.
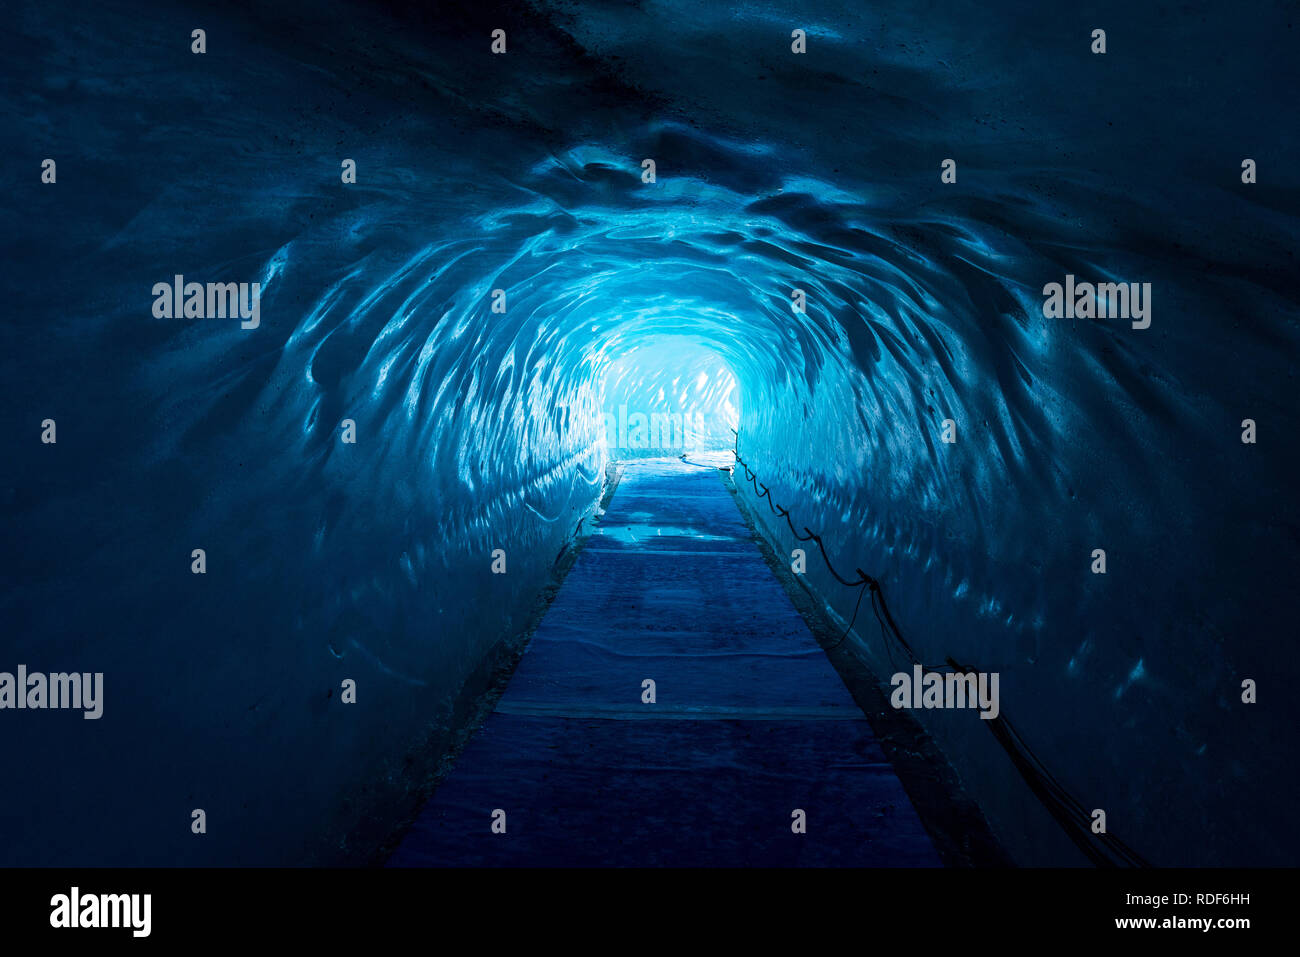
xmin=731 ymin=446 xmax=1150 ymax=869
xmin=826 ymin=579 xmax=868 ymax=648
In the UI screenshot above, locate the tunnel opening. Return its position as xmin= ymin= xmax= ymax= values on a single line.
xmin=598 ymin=336 xmax=740 ymax=459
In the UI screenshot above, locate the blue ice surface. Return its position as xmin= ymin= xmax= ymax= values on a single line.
xmin=0 ymin=0 xmax=1297 ymax=867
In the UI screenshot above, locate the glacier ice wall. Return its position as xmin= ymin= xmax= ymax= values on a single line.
xmin=1 ymin=0 xmax=1297 ymax=865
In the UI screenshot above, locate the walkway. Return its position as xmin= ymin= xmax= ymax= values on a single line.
xmin=388 ymin=458 xmax=940 ymax=866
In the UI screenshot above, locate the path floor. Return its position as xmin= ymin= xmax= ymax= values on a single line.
xmin=389 ymin=458 xmax=940 ymax=866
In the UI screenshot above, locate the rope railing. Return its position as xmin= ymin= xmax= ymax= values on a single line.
xmin=730 ymin=442 xmax=1150 ymax=868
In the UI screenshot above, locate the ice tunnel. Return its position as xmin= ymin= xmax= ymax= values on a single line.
xmin=2 ymin=0 xmax=1298 ymax=870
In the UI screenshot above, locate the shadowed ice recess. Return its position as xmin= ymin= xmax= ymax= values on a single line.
xmin=2 ymin=0 xmax=1297 ymax=866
